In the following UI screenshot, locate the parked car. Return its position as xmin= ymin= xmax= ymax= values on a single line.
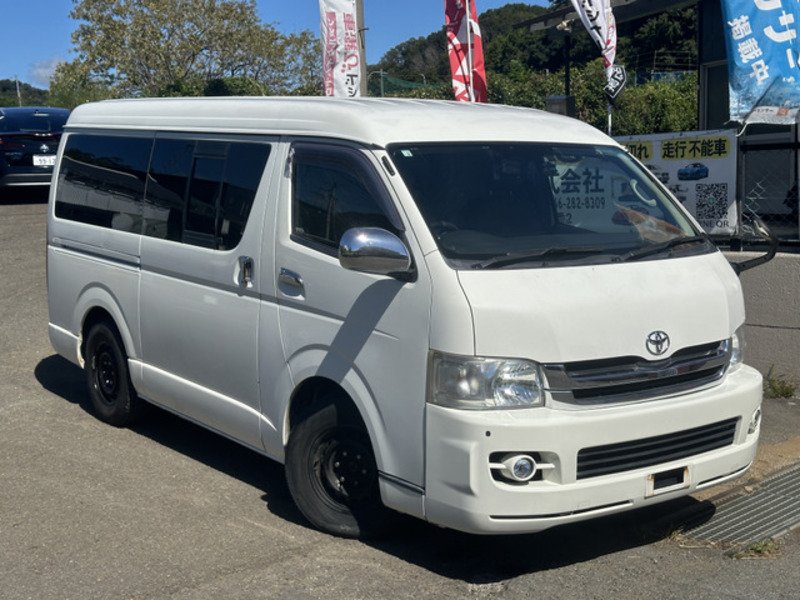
xmin=677 ymin=162 xmax=709 ymax=180
xmin=0 ymin=106 xmax=70 ymax=195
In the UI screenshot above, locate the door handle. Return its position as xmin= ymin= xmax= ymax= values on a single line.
xmin=279 ymin=268 xmax=304 ymax=288
xmin=238 ymin=256 xmax=254 ymax=288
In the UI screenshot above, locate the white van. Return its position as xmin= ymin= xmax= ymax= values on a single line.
xmin=47 ymin=97 xmax=764 ymax=538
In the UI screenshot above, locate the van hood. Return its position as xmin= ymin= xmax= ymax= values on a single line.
xmin=456 ymin=252 xmax=744 ymax=362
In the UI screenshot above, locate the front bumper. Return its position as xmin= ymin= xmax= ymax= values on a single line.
xmin=423 ymin=365 xmax=762 ymax=534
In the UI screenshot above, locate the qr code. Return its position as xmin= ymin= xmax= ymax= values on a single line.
xmin=695 ymin=183 xmax=728 ymax=221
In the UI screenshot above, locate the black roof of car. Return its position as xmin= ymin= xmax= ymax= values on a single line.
xmin=0 ymin=106 xmax=70 ymax=116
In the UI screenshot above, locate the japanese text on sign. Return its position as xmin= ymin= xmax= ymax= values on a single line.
xmin=660 ymin=136 xmax=730 ymax=160
xmin=721 ymin=0 xmax=800 ymax=121
xmin=622 ymin=141 xmax=653 ymax=162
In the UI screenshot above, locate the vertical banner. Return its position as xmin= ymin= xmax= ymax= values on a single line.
xmin=721 ymin=0 xmax=800 ymax=124
xmin=570 ymin=0 xmax=624 ymax=100
xmin=617 ymin=130 xmax=738 ymax=235
xmin=319 ymin=0 xmax=362 ymax=97
xmin=445 ymin=0 xmax=488 ymax=103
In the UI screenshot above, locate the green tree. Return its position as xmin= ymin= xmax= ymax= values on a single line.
xmin=0 ymin=79 xmax=49 ymax=106
xmin=48 ymin=61 xmax=114 ymax=109
xmin=613 ymin=72 xmax=698 ymax=135
xmin=51 ymin=0 xmax=319 ymax=100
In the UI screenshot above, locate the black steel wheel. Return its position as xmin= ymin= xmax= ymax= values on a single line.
xmin=84 ymin=321 xmax=142 ymax=427
xmin=285 ymin=397 xmax=396 ymax=538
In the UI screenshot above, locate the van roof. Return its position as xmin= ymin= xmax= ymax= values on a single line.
xmin=65 ymin=97 xmax=614 ymax=148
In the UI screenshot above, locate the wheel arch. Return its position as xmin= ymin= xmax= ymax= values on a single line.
xmin=73 ymin=286 xmax=138 ymax=367
xmin=284 ymin=372 xmax=389 ymax=475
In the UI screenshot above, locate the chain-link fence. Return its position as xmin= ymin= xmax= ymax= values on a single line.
xmin=740 ymin=138 xmax=799 ymax=243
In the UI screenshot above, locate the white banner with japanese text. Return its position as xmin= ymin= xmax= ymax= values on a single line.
xmin=617 ymin=130 xmax=738 ymax=235
xmin=319 ymin=0 xmax=361 ymax=97
xmin=721 ymin=0 xmax=800 ymax=124
xmin=570 ymin=0 xmax=616 ymax=73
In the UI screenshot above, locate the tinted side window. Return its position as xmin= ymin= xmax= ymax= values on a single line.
xmin=221 ymin=143 xmax=271 ymax=250
xmin=56 ymin=134 xmax=153 ymax=232
xmin=185 ymin=156 xmax=225 ymax=247
xmin=144 ymin=138 xmax=270 ymax=250
xmin=292 ymin=145 xmax=401 ymax=250
xmin=144 ymin=138 xmax=193 ymax=241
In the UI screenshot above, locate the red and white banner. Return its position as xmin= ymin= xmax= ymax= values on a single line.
xmin=445 ymin=0 xmax=488 ymax=103
xmin=319 ymin=0 xmax=362 ymax=97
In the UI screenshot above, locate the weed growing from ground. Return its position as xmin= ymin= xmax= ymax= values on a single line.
xmin=763 ymin=365 xmax=797 ymax=399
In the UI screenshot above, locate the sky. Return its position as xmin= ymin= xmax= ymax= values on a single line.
xmin=1 ymin=0 xmax=546 ymax=89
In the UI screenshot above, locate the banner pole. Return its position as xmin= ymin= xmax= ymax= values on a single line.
xmin=357 ymin=0 xmax=367 ymax=96
xmin=466 ymin=0 xmax=474 ymax=101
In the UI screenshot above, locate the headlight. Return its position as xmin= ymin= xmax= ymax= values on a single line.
xmin=429 ymin=352 xmax=544 ymax=410
xmin=729 ymin=325 xmax=746 ymax=370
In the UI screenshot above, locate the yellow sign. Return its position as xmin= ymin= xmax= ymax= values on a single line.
xmin=622 ymin=141 xmax=653 ymax=162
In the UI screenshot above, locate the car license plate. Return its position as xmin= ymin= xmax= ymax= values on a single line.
xmin=33 ymin=155 xmax=56 ymax=167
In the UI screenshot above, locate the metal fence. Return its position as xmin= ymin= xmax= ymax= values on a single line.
xmin=740 ymin=138 xmax=799 ymax=245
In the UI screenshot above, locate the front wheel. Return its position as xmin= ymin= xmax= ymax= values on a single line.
xmin=84 ymin=321 xmax=142 ymax=427
xmin=285 ymin=398 xmax=396 ymax=538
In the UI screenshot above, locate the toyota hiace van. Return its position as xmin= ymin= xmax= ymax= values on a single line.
xmin=47 ymin=98 xmax=763 ymax=537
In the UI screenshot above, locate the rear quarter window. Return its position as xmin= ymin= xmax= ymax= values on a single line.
xmin=56 ymin=134 xmax=152 ymax=233
xmin=55 ymin=133 xmax=271 ymax=250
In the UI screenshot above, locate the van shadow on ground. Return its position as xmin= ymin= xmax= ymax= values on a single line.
xmin=34 ymin=353 xmax=716 ymax=583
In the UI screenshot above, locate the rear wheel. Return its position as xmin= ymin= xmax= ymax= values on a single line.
xmin=85 ymin=321 xmax=142 ymax=427
xmin=285 ymin=397 xmax=396 ymax=538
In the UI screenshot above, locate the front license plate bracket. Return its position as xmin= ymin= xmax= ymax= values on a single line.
xmin=646 ymin=466 xmax=690 ymax=497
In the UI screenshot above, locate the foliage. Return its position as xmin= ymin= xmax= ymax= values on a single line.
xmin=50 ymin=0 xmax=320 ymax=104
xmin=0 ymin=79 xmax=49 ymax=107
xmin=732 ymin=538 xmax=782 ymax=559
xmin=763 ymin=365 xmax=798 ymax=399
xmin=372 ymin=3 xmax=699 ymax=135
xmin=613 ymin=72 xmax=698 ymax=135
xmin=48 ymin=61 xmax=115 ymax=109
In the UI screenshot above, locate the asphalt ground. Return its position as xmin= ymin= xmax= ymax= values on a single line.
xmin=2 ymin=191 xmax=800 ymax=600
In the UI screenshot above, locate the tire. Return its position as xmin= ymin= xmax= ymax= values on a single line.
xmin=285 ymin=397 xmax=396 ymax=538
xmin=84 ymin=321 xmax=142 ymax=427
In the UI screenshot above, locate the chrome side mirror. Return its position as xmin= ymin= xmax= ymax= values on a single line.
xmin=338 ymin=228 xmax=413 ymax=277
xmin=730 ymin=216 xmax=778 ymax=275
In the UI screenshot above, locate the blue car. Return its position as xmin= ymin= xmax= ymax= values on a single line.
xmin=677 ymin=162 xmax=709 ymax=180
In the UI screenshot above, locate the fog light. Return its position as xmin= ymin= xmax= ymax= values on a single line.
xmin=501 ymin=454 xmax=537 ymax=482
xmin=748 ymin=407 xmax=762 ymax=434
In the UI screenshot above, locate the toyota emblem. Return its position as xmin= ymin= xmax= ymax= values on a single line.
xmin=40 ymin=144 xmax=50 ymax=153
xmin=646 ymin=331 xmax=670 ymax=356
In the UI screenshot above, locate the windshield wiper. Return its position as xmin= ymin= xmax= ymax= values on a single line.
xmin=616 ymin=236 xmax=711 ymax=263
xmin=472 ymin=246 xmax=607 ymax=270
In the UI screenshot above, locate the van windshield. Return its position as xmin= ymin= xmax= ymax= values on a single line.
xmin=388 ymin=143 xmax=713 ymax=269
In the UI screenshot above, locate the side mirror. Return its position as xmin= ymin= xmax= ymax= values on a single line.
xmin=730 ymin=217 xmax=778 ymax=275
xmin=339 ymin=228 xmax=413 ymax=277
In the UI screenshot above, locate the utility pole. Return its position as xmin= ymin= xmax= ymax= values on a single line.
xmin=15 ymin=76 xmax=22 ymax=106
xmin=357 ymin=0 xmax=368 ymax=96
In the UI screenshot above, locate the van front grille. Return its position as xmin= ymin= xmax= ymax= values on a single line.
xmin=576 ymin=418 xmax=739 ymax=480
xmin=543 ymin=340 xmax=731 ymax=406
